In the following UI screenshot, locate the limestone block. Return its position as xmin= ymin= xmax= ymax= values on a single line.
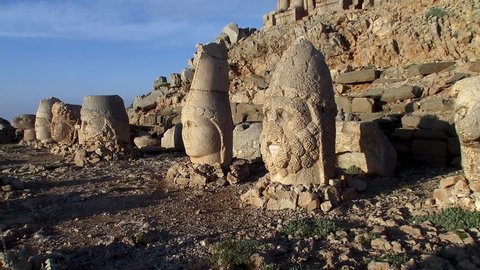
xmin=134 ymin=135 xmax=161 ymax=149
xmin=335 ymin=96 xmax=352 ymax=113
xmin=223 ymin=23 xmax=246 ymax=44
xmin=35 ymin=97 xmax=61 ymax=142
xmin=231 ymin=103 xmax=263 ymax=125
xmin=420 ymin=98 xmax=454 ymax=112
xmin=132 ymin=90 xmax=164 ymax=110
xmin=233 ymin=123 xmax=262 ymax=161
xmin=454 ymin=76 xmax=480 ymax=182
xmin=362 ymin=88 xmax=385 ymax=98
xmin=407 ymin=62 xmax=455 ymax=76
xmin=411 ymin=140 xmax=447 ymax=157
xmin=50 ymin=102 xmax=81 ymax=145
xmin=401 ymin=113 xmax=451 ymax=132
xmin=335 ymin=69 xmax=377 ymax=84
xmin=261 ymin=37 xmax=336 ymax=186
xmin=351 ymin=98 xmax=375 ymax=113
xmin=181 ymin=68 xmax=195 ymax=83
xmin=161 ymin=124 xmax=184 ymax=151
xmin=336 ymin=121 xmax=396 ymax=176
xmin=381 ymin=86 xmax=422 ymax=103
xmin=79 ymin=95 xmax=130 ymax=147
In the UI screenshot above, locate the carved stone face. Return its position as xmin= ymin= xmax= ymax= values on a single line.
xmin=261 ymin=96 xmax=320 ymax=178
xmin=182 ymin=115 xmax=221 ymax=158
xmin=454 ymin=77 xmax=480 ymax=182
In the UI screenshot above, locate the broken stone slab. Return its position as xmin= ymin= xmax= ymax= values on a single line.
xmin=380 ymin=85 xmax=423 ymax=103
xmin=401 ymin=113 xmax=452 ymax=132
xmin=420 ymin=98 xmax=453 ymax=112
xmin=231 ymin=103 xmax=263 ymax=125
xmin=134 ymin=135 xmax=161 ymax=149
xmin=181 ymin=68 xmax=195 ymax=84
xmin=223 ymin=23 xmax=245 ymax=44
xmin=161 ymin=124 xmax=184 ymax=151
xmin=132 ymin=90 xmax=164 ymax=110
xmin=233 ymin=122 xmax=262 ymax=161
xmin=361 ymin=88 xmax=385 ymax=98
xmin=335 ymin=69 xmax=378 ymax=84
xmin=246 ymin=74 xmax=268 ymax=89
xmin=407 ymin=62 xmax=456 ymax=76
xmin=336 ymin=121 xmax=396 ymax=176
xmin=351 ymin=98 xmax=375 ymax=113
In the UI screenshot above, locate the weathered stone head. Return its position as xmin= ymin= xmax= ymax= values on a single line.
xmin=260 ymin=37 xmax=337 ymax=186
xmin=51 ymin=102 xmax=81 ymax=145
xmin=454 ymin=76 xmax=480 ymax=182
xmin=79 ymin=95 xmax=130 ymax=148
xmin=181 ymin=43 xmax=233 ymax=167
xmin=35 ymin=97 xmax=61 ymax=142
xmin=12 ymin=114 xmax=37 ymax=141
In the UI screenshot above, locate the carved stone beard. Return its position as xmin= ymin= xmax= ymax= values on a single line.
xmin=261 ymin=122 xmax=319 ymax=177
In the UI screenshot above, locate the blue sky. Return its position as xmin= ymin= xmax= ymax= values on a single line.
xmin=0 ymin=0 xmax=274 ymax=121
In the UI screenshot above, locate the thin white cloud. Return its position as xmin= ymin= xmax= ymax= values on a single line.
xmin=0 ymin=0 xmax=273 ymax=41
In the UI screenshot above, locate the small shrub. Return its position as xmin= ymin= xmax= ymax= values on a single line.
xmin=411 ymin=207 xmax=480 ymax=231
xmin=215 ymin=239 xmax=262 ymax=267
xmin=359 ymin=232 xmax=380 ymax=245
xmin=426 ymin=7 xmax=447 ymax=19
xmin=375 ymin=253 xmax=410 ymax=268
xmin=280 ymin=218 xmax=339 ymax=238
xmin=345 ymin=165 xmax=363 ymax=175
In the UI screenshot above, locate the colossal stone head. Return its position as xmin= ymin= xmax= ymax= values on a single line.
xmin=181 ymin=43 xmax=233 ymax=167
xmin=454 ymin=76 xmax=480 ymax=182
xmin=35 ymin=97 xmax=61 ymax=142
xmin=12 ymin=114 xmax=37 ymax=141
xmin=260 ymin=37 xmax=337 ymax=186
xmin=51 ymin=102 xmax=81 ymax=145
xmin=79 ymin=95 xmax=130 ymax=148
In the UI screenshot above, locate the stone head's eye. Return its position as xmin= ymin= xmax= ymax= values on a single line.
xmin=280 ymin=110 xmax=291 ymax=121
xmin=456 ymin=107 xmax=467 ymax=119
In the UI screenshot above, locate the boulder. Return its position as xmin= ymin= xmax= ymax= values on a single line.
xmin=233 ymin=123 xmax=262 ymax=161
xmin=134 ymin=135 xmax=161 ymax=149
xmin=132 ymin=90 xmax=164 ymax=110
xmin=336 ymin=121 xmax=397 ymax=176
xmin=351 ymin=98 xmax=375 ymax=113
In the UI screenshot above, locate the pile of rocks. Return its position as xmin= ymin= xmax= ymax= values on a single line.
xmin=433 ymin=174 xmax=480 ymax=211
xmin=241 ymin=173 xmax=367 ymax=212
xmin=166 ymin=159 xmax=251 ymax=189
xmin=0 ymin=118 xmax=16 ymax=144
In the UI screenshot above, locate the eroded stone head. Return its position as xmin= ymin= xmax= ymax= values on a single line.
xmin=454 ymin=76 xmax=480 ymax=181
xmin=260 ymin=37 xmax=336 ymax=185
xmin=181 ymin=42 xmax=233 ymax=167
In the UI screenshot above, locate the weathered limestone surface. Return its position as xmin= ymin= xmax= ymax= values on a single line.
xmin=336 ymin=121 xmax=397 ymax=176
xmin=233 ymin=123 xmax=262 ymax=161
xmin=51 ymin=102 xmax=81 ymax=145
xmin=454 ymin=77 xmax=480 ymax=184
xmin=12 ymin=114 xmax=36 ymax=141
xmin=181 ymin=43 xmax=233 ymax=167
xmin=79 ymin=95 xmax=130 ymax=148
xmin=35 ymin=97 xmax=61 ymax=142
xmin=161 ymin=124 xmax=184 ymax=151
xmin=335 ymin=69 xmax=377 ymax=84
xmin=407 ymin=62 xmax=455 ymax=76
xmin=260 ymin=37 xmax=336 ymax=185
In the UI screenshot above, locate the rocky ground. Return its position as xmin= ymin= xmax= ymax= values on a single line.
xmin=1 ymin=144 xmax=479 ymax=270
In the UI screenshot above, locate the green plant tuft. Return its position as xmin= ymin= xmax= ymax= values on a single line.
xmin=280 ymin=218 xmax=339 ymax=239
xmin=426 ymin=7 xmax=447 ymax=19
xmin=411 ymin=207 xmax=480 ymax=231
xmin=375 ymin=253 xmax=410 ymax=268
xmin=345 ymin=165 xmax=363 ymax=175
xmin=215 ymin=239 xmax=262 ymax=267
xmin=359 ymin=232 xmax=380 ymax=245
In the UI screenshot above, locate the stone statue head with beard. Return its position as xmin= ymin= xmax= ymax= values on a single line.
xmin=260 ymin=37 xmax=337 ymax=186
